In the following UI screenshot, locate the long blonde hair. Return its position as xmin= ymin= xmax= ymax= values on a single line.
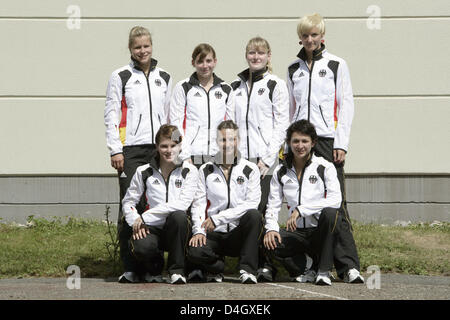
xmin=245 ymin=36 xmax=273 ymax=73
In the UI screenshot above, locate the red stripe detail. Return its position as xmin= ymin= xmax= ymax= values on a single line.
xmin=205 ymin=200 xmax=211 ymax=220
xmin=145 ymin=194 xmax=150 ymax=211
xmin=119 ymin=95 xmax=128 ymax=129
xmin=182 ymin=103 xmax=187 ymax=134
xmin=334 ymin=89 xmax=338 ymax=123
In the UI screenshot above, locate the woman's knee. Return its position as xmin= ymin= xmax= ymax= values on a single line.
xmin=242 ymin=209 xmax=263 ymax=224
xmin=132 ymin=237 xmax=159 ymax=260
xmin=166 ymin=210 xmax=188 ymax=226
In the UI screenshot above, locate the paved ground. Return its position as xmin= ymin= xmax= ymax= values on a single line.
xmin=1 ymin=273 xmax=449 ymax=300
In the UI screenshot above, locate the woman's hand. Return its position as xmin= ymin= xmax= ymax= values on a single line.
xmin=257 ymin=160 xmax=270 ymax=178
xmin=286 ymin=208 xmax=300 ymax=232
xmin=264 ymin=231 xmax=282 ymax=250
xmin=111 ymin=153 xmax=125 ymax=172
xmin=132 ymin=216 xmax=149 ymax=240
xmin=189 ymin=234 xmax=207 ymax=247
xmin=201 ymin=217 xmax=216 ymax=233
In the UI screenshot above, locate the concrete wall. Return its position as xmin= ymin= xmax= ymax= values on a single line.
xmin=1 ymin=1 xmax=449 ymax=223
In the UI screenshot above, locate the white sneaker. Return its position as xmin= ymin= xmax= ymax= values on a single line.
xmin=239 ymin=270 xmax=257 ymax=284
xmin=118 ymin=272 xmax=139 ymax=283
xmin=344 ymin=268 xmax=365 ymax=284
xmin=169 ymin=274 xmax=186 ymax=284
xmin=206 ymin=273 xmax=224 ymax=283
xmin=144 ymin=273 xmax=164 ymax=283
xmin=293 ymin=269 xmax=316 ymax=283
xmin=315 ymin=272 xmax=332 ymax=286
xmin=187 ymin=269 xmax=205 ymax=282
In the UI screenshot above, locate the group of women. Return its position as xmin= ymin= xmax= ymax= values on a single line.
xmin=104 ymin=13 xmax=364 ymax=286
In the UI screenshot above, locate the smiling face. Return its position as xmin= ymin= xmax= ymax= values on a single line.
xmin=288 ymin=131 xmax=315 ymax=161
xmin=193 ymin=52 xmax=217 ymax=80
xmin=246 ymin=46 xmax=271 ymax=72
xmin=130 ymin=35 xmax=152 ymax=68
xmin=157 ymin=137 xmax=181 ymax=165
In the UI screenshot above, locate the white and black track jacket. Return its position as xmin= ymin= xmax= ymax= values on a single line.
xmin=287 ymin=45 xmax=354 ymax=152
xmin=191 ymin=155 xmax=261 ymax=236
xmin=265 ymin=153 xmax=342 ymax=232
xmin=169 ymin=73 xmax=234 ymax=161
xmin=231 ymin=68 xmax=290 ymax=168
xmin=105 ymin=58 xmax=172 ymax=156
xmin=122 ymin=155 xmax=199 ymax=227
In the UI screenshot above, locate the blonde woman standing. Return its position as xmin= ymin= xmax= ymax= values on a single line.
xmin=104 ymin=26 xmax=172 ymax=283
xmin=231 ymin=37 xmax=290 ymax=281
xmin=287 ymin=14 xmax=363 ymax=283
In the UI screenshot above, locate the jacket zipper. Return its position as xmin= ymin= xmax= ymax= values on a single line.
xmin=219 ymin=164 xmax=234 ymax=232
xmin=318 ymin=105 xmax=328 ymax=128
xmin=163 ymin=168 xmax=175 ymax=202
xmin=134 ymin=114 xmax=142 ymax=135
xmin=245 ymin=81 xmax=254 ymax=159
xmin=200 ymin=87 xmax=212 ymax=155
xmin=144 ymin=73 xmax=154 ymax=144
xmin=292 ymin=166 xmax=306 ymax=228
xmin=307 ymin=60 xmax=315 ymax=122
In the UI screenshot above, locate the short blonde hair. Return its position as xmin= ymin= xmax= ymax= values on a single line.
xmin=297 ymin=14 xmax=325 ymax=38
xmin=128 ymin=26 xmax=152 ymax=50
xmin=245 ymin=36 xmax=273 ymax=73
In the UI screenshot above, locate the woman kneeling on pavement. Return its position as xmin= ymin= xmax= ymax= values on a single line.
xmin=121 ymin=124 xmax=199 ymax=284
xmin=187 ymin=120 xmax=263 ymax=284
xmin=264 ymin=120 xmax=341 ymax=285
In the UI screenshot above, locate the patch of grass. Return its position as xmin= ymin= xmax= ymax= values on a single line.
xmin=0 ymin=216 xmax=121 ymax=279
xmin=0 ymin=216 xmax=448 ymax=279
xmin=353 ymin=221 xmax=450 ymax=276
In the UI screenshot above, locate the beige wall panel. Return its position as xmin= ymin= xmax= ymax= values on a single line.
xmin=0 ymin=99 xmax=111 ymax=175
xmin=1 ymin=97 xmax=449 ymax=174
xmin=347 ymin=97 xmax=450 ymax=173
xmin=1 ymin=19 xmax=449 ymax=96
xmin=2 ymin=0 xmax=450 ymax=17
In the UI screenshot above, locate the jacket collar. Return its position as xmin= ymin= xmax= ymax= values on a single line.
xmin=237 ymin=67 xmax=268 ymax=83
xmin=131 ymin=57 xmax=158 ymax=72
xmin=282 ymin=151 xmax=314 ymax=170
xmin=188 ymin=72 xmax=224 ymax=87
xmin=297 ymin=44 xmax=326 ymax=62
xmin=213 ymin=151 xmax=242 ymax=167
xmin=148 ymin=150 xmax=182 ymax=172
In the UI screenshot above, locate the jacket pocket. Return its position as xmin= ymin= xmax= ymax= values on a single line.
xmin=318 ymin=105 xmax=328 ymax=128
xmin=258 ymin=126 xmax=270 ymax=147
xmin=134 ymin=114 xmax=142 ymax=135
xmin=190 ymin=126 xmax=201 ymax=145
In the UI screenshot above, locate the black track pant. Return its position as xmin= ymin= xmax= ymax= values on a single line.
xmin=117 ymin=144 xmax=156 ymax=273
xmin=187 ymin=210 xmax=263 ymax=275
xmin=269 ymin=207 xmax=338 ymax=277
xmin=314 ymin=137 xmax=360 ymax=277
xmin=131 ymin=211 xmax=189 ymax=276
